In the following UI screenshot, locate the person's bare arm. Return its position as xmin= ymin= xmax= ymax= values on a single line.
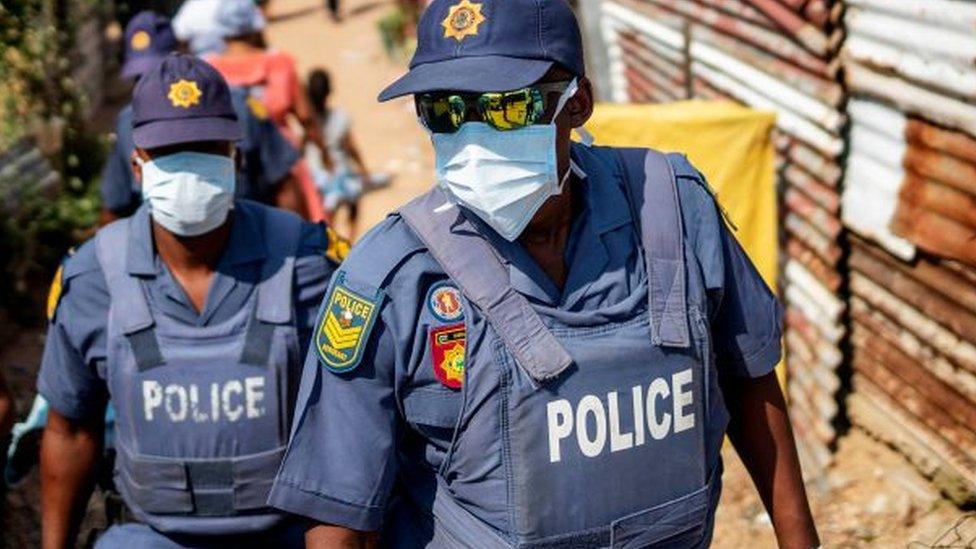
xmin=41 ymin=409 xmax=103 ymax=549
xmin=341 ymin=131 xmax=370 ymax=182
xmin=723 ymin=371 xmax=819 ymax=549
xmin=306 ymin=524 xmax=379 ymax=549
xmin=293 ymin=83 xmax=335 ymax=172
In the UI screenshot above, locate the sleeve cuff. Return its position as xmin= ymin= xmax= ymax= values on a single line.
xmin=718 ymin=324 xmax=782 ymax=379
xmin=736 ymin=335 xmax=782 ymax=378
xmin=717 ymin=300 xmax=783 ymax=378
xmin=36 ymin=383 xmax=103 ymax=422
xmin=267 ymin=477 xmax=385 ymax=532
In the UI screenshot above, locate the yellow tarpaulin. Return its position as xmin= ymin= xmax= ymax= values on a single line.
xmin=584 ymin=100 xmax=778 ymax=288
xmin=585 ymin=100 xmax=782 ymax=384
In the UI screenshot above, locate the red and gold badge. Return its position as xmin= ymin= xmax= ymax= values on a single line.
xmin=430 ymin=323 xmax=466 ymax=390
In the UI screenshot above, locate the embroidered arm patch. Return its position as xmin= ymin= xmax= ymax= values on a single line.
xmin=315 ymin=277 xmax=380 ymax=373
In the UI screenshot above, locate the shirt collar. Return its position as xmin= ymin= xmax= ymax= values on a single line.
xmin=126 ymin=202 xmax=266 ymax=276
xmin=570 ymin=142 xmax=633 ymax=236
xmin=448 ymin=143 xmax=638 ymax=305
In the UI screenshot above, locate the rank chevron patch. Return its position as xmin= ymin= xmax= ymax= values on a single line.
xmin=315 ymin=278 xmax=380 ymax=373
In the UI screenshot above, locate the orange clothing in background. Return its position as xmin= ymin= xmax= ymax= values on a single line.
xmin=207 ymin=50 xmax=327 ymax=222
xmin=207 ymin=50 xmax=300 ymax=128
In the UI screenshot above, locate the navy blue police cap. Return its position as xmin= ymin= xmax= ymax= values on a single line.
xmin=378 ymin=0 xmax=584 ymax=101
xmin=121 ymin=11 xmax=178 ymax=79
xmin=131 ymin=53 xmax=243 ymax=149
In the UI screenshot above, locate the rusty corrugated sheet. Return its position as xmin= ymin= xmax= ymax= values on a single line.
xmin=597 ymin=0 xmax=846 ymax=481
xmin=841 ymin=0 xmax=976 ymax=503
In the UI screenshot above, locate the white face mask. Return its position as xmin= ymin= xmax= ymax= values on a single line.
xmin=432 ymin=78 xmax=585 ymax=241
xmin=138 ymin=152 xmax=236 ymax=237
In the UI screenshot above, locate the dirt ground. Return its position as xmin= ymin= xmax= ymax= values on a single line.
xmin=2 ymin=0 xmax=974 ymax=546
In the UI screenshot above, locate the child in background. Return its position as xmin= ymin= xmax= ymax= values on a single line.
xmin=306 ymin=68 xmax=390 ymax=238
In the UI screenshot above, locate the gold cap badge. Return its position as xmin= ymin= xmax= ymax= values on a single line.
xmin=442 ymin=0 xmax=486 ymax=42
xmin=131 ymin=30 xmax=151 ymax=51
xmin=167 ymin=79 xmax=202 ymax=109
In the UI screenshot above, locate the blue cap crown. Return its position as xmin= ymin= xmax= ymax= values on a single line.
xmin=378 ymin=0 xmax=583 ymax=101
xmin=132 ymin=54 xmax=242 ymax=149
xmin=122 ymin=10 xmax=177 ymax=79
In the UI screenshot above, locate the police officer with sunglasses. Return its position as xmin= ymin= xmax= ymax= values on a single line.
xmin=269 ymin=1 xmax=819 ymax=547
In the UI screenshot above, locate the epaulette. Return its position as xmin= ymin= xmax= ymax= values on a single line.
xmin=668 ymin=153 xmax=738 ymax=232
xmin=313 ymin=215 xmax=425 ymax=374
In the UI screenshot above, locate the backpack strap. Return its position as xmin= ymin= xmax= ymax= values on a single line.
xmin=399 ymin=188 xmax=574 ymax=383
xmin=616 ymin=148 xmax=692 ymax=349
xmin=95 ymin=219 xmax=165 ymax=370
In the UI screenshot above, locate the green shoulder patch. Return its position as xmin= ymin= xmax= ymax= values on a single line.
xmin=315 ymin=277 xmax=380 ymax=373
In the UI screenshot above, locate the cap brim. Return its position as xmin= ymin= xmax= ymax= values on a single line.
xmin=121 ymin=55 xmax=166 ymax=80
xmin=133 ymin=117 xmax=243 ymax=149
xmin=378 ymin=56 xmax=554 ymax=102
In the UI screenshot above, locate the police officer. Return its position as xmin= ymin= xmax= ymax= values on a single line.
xmin=269 ymin=1 xmax=819 ymax=547
xmin=101 ymin=10 xmax=178 ymax=221
xmin=101 ymin=11 xmax=305 ymax=224
xmin=39 ymin=54 xmax=340 ymax=548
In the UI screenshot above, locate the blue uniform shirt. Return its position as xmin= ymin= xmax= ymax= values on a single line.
xmin=268 ymin=144 xmax=782 ymax=533
xmin=38 ymin=201 xmax=337 ymax=421
xmin=99 ymin=89 xmax=299 ymax=216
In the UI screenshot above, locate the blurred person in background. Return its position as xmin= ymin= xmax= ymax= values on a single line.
xmin=101 ymin=11 xmax=309 ymax=224
xmin=306 ymin=68 xmax=391 ymax=239
xmin=39 ymin=55 xmax=340 ymax=549
xmin=206 ymin=0 xmax=332 ymax=223
xmin=171 ymin=0 xmax=226 ymax=56
xmin=325 ymin=0 xmax=341 ymax=22
xmin=269 ymin=1 xmax=819 ymax=547
xmin=100 ymin=10 xmax=179 ymax=223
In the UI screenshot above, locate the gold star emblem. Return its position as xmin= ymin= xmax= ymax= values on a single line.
xmin=442 ymin=344 xmax=465 ymax=384
xmin=131 ymin=30 xmax=151 ymax=51
xmin=442 ymin=0 xmax=486 ymax=42
xmin=167 ymin=79 xmax=202 ymax=109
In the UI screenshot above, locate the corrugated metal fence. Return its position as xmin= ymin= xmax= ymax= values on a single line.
xmin=581 ymin=0 xmax=976 ymax=502
xmin=840 ymin=0 xmax=976 ymax=506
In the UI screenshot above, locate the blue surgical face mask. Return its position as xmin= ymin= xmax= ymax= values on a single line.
xmin=138 ymin=151 xmax=236 ymax=237
xmin=432 ymin=78 xmax=588 ymax=241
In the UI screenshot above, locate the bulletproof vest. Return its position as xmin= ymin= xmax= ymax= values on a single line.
xmin=398 ymin=148 xmax=723 ymax=548
xmin=95 ymin=203 xmax=303 ymax=536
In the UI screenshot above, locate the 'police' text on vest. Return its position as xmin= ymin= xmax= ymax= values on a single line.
xmin=143 ymin=378 xmax=267 ymax=423
xmin=547 ymin=369 xmax=696 ymax=462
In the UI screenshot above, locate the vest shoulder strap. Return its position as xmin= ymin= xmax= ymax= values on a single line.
xmin=94 ymin=218 xmax=154 ymax=334
xmin=399 ymin=188 xmax=573 ymax=383
xmin=253 ymin=202 xmax=303 ymax=324
xmin=615 ymin=148 xmax=691 ymax=349
xmin=95 ymin=219 xmax=165 ymax=371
